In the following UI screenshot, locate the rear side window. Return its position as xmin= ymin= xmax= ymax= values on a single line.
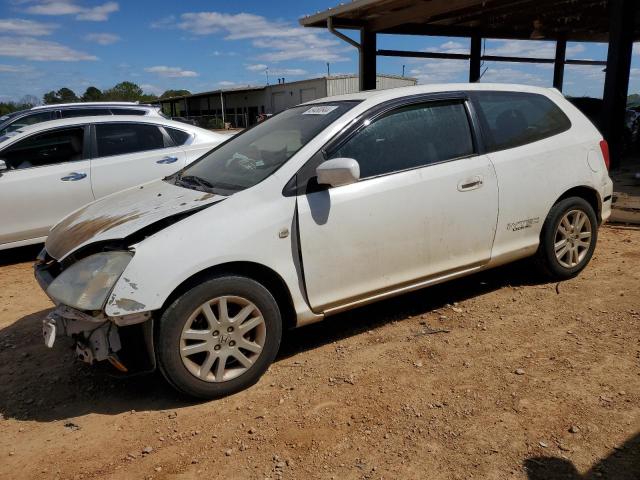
xmin=474 ymin=92 xmax=571 ymax=151
xmin=166 ymin=127 xmax=191 ymax=146
xmin=110 ymin=108 xmax=146 ymax=116
xmin=1 ymin=127 xmax=85 ymax=170
xmin=1 ymin=111 xmax=53 ymax=135
xmin=330 ymin=101 xmax=474 ymax=178
xmin=95 ymin=123 xmax=166 ymax=157
xmin=61 ymin=108 xmax=111 ymax=118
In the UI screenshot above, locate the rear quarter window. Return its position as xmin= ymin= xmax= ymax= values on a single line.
xmin=474 ymin=92 xmax=571 ymax=152
xmin=165 ymin=127 xmax=191 ymax=146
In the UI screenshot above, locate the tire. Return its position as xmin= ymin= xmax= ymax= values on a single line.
xmin=536 ymin=196 xmax=598 ymax=280
xmin=156 ymin=275 xmax=282 ymax=399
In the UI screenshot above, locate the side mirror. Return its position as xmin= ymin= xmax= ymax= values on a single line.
xmin=316 ymin=157 xmax=360 ymax=188
xmin=0 ymin=160 xmax=7 ymax=174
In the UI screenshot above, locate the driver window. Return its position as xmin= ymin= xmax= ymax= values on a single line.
xmin=330 ymin=101 xmax=474 ymax=178
xmin=1 ymin=127 xmax=85 ymax=170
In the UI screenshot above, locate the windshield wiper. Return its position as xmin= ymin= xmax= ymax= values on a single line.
xmin=175 ymin=174 xmax=215 ymax=190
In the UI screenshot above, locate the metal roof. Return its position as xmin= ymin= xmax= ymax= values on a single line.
xmin=300 ymin=0 xmax=640 ymax=42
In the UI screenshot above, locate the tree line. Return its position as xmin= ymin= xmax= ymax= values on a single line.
xmin=0 ymin=82 xmax=191 ymax=116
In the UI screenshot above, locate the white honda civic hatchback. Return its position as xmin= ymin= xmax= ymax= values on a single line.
xmin=0 ymin=116 xmax=227 ymax=250
xmin=35 ymin=84 xmax=613 ymax=398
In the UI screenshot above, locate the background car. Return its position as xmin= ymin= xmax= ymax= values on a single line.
xmin=0 ymin=102 xmax=167 ymax=136
xmin=0 ymin=116 xmax=227 ymax=250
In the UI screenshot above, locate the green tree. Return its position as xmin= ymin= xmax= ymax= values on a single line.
xmin=43 ymin=90 xmax=59 ymax=105
xmin=82 ymin=86 xmax=103 ymax=102
xmin=160 ymin=89 xmax=191 ymax=99
xmin=43 ymin=88 xmax=79 ymax=104
xmin=103 ymin=81 xmax=143 ymax=102
xmin=56 ymin=87 xmax=79 ymax=103
xmin=139 ymin=93 xmax=159 ymax=103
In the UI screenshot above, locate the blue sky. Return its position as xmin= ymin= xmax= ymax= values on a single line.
xmin=0 ymin=0 xmax=639 ymax=102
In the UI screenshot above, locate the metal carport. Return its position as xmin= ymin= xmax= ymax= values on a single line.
xmin=300 ymin=0 xmax=640 ymax=169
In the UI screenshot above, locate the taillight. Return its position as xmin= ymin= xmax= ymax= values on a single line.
xmin=599 ymin=139 xmax=610 ymax=170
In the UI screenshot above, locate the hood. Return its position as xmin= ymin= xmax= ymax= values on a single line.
xmin=46 ymin=180 xmax=224 ymax=260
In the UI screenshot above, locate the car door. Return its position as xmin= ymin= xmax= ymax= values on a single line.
xmin=295 ymin=98 xmax=499 ymax=312
xmin=0 ymin=125 xmax=93 ymax=246
xmin=90 ymin=121 xmax=187 ymax=199
xmin=470 ymin=91 xmax=579 ymax=263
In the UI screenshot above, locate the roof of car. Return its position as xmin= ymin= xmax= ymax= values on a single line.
xmin=0 ymin=115 xmax=226 ymax=142
xmin=29 ymin=102 xmax=156 ymax=110
xmin=303 ymin=82 xmax=562 ymax=105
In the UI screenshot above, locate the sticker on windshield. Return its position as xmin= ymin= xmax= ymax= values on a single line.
xmin=303 ymin=106 xmax=339 ymax=115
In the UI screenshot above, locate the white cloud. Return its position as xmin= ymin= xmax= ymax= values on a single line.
xmin=212 ymin=50 xmax=237 ymax=57
xmin=634 ymin=43 xmax=640 ymax=56
xmin=0 ymin=18 xmax=57 ymax=36
xmin=0 ymin=64 xmax=33 ymax=73
xmin=480 ymin=66 xmax=547 ymax=85
xmin=484 ymin=39 xmax=585 ymax=59
xmin=218 ymin=80 xmax=236 ymax=86
xmin=0 ymin=36 xmax=97 ymax=61
xmin=140 ymin=83 xmax=162 ymax=95
xmin=409 ymin=59 xmax=469 ymax=84
xmin=85 ymin=32 xmax=119 ymax=45
xmin=145 ymin=65 xmax=199 ymax=78
xmin=22 ymin=1 xmax=119 ymax=21
xmin=153 ymin=11 xmax=349 ymax=63
xmin=246 ymin=63 xmax=268 ymax=72
xmin=246 ymin=63 xmax=306 ymax=76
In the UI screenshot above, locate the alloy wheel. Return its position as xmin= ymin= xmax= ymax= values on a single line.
xmin=554 ymin=209 xmax=593 ymax=268
xmin=179 ymin=296 xmax=266 ymax=382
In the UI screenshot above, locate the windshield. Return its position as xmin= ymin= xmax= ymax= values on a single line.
xmin=168 ymin=101 xmax=358 ymax=195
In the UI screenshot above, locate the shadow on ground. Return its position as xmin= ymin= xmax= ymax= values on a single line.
xmin=524 ymin=432 xmax=640 ymax=480
xmin=0 ymin=243 xmax=42 ymax=267
xmin=0 ymin=260 xmax=547 ymax=422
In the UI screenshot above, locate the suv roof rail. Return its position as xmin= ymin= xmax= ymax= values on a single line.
xmin=30 ymin=101 xmax=155 ymax=110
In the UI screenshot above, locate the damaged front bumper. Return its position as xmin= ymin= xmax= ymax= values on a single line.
xmin=35 ymin=249 xmax=156 ymax=374
xmin=43 ymin=305 xmax=156 ymax=374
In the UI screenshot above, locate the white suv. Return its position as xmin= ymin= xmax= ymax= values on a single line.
xmin=35 ymin=84 xmax=613 ymax=399
xmin=0 ymin=102 xmax=166 ymax=136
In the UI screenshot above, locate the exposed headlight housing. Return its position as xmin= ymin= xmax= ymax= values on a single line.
xmin=46 ymin=251 xmax=133 ymax=311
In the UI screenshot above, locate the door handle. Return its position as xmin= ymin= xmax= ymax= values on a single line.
xmin=156 ymin=156 xmax=179 ymax=164
xmin=60 ymin=172 xmax=87 ymax=182
xmin=457 ymin=175 xmax=483 ymax=192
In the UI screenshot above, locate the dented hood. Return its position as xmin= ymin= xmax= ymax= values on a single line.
xmin=46 ymin=180 xmax=224 ymax=260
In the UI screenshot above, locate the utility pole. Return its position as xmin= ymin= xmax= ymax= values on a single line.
xmin=327 ymin=62 xmax=330 ymax=77
xmin=402 ymin=64 xmax=405 ymax=77
xmin=265 ymin=68 xmax=269 ymax=85
xmin=220 ymin=90 xmax=225 ymax=126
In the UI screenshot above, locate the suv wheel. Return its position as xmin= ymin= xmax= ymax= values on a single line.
xmin=156 ymin=276 xmax=282 ymax=399
xmin=536 ymin=197 xmax=598 ymax=280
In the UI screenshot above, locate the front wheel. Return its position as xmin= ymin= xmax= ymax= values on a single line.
xmin=156 ymin=276 xmax=282 ymax=399
xmin=536 ymin=196 xmax=598 ymax=280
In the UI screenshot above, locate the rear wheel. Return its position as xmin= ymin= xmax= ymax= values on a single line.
xmin=536 ymin=197 xmax=598 ymax=280
xmin=156 ymin=276 xmax=282 ymax=399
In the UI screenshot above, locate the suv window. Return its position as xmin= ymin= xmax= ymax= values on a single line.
xmin=95 ymin=123 xmax=166 ymax=157
xmin=0 ymin=111 xmax=53 ymax=135
xmin=330 ymin=101 xmax=474 ymax=178
xmin=1 ymin=126 xmax=85 ymax=170
xmin=474 ymin=92 xmax=571 ymax=151
xmin=61 ymin=108 xmax=111 ymax=118
xmin=166 ymin=127 xmax=191 ymax=146
xmin=110 ymin=108 xmax=146 ymax=116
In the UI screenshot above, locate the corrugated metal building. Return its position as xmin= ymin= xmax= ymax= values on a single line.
xmin=158 ymin=74 xmax=416 ymax=129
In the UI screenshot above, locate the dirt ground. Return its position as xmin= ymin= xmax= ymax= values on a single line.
xmin=0 ymin=225 xmax=638 ymax=480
